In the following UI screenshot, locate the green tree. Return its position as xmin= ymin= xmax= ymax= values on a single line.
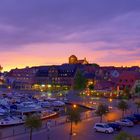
xmin=123 ymin=86 xmax=131 ymax=99
xmin=95 ymin=103 xmax=109 ymax=122
xmin=135 ymin=99 xmax=140 ymax=113
xmin=91 ymin=63 xmax=100 ymax=67
xmin=67 ymin=106 xmax=81 ymax=135
xmin=115 ymin=132 xmax=138 ymax=140
xmin=117 ymin=100 xmax=129 ymax=118
xmin=25 ymin=115 xmax=42 ymax=140
xmin=135 ymin=86 xmax=140 ymax=94
xmin=88 ymin=84 xmax=94 ymax=91
xmin=74 ymin=70 xmax=87 ymax=91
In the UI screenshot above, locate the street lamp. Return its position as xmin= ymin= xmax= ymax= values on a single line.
xmin=109 ymin=98 xmax=113 ymax=102
xmin=73 ymin=104 xmax=77 ymax=109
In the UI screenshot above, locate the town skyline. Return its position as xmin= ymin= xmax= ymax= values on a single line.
xmin=0 ymin=0 xmax=140 ymax=71
xmin=1 ymin=54 xmax=140 ymax=72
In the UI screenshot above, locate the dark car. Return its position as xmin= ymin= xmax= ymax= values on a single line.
xmin=107 ymin=123 xmax=122 ymax=131
xmin=133 ymin=114 xmax=140 ymax=122
xmin=124 ymin=116 xmax=139 ymax=124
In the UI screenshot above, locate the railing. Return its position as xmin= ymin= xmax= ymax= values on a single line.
xmin=0 ymin=111 xmax=95 ymax=139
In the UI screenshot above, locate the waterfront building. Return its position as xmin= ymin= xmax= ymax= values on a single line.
xmin=117 ymin=71 xmax=140 ymax=90
xmin=3 ymin=55 xmax=140 ymax=94
xmin=6 ymin=67 xmax=38 ymax=90
xmin=33 ymin=64 xmax=81 ymax=91
xmin=131 ymin=80 xmax=140 ymax=95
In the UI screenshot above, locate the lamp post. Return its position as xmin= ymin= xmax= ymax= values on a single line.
xmin=73 ymin=104 xmax=77 ymax=109
xmin=46 ymin=120 xmax=51 ymax=140
xmin=69 ymin=104 xmax=77 ymax=136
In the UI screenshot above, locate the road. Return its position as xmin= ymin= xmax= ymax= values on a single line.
xmin=2 ymin=115 xmax=140 ymax=140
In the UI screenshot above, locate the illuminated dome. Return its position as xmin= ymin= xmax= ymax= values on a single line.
xmin=69 ymin=55 xmax=78 ymax=64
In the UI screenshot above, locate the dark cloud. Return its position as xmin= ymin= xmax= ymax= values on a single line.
xmin=0 ymin=0 xmax=140 ymax=54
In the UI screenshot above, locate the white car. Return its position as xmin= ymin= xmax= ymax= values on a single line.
xmin=115 ymin=119 xmax=134 ymax=127
xmin=94 ymin=123 xmax=114 ymax=134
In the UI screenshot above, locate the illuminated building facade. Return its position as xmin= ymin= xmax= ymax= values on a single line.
xmin=69 ymin=55 xmax=89 ymax=65
xmin=6 ymin=67 xmax=38 ymax=90
xmin=34 ymin=64 xmax=80 ymax=91
xmin=117 ymin=71 xmax=140 ymax=90
xmin=4 ymin=56 xmax=140 ymax=94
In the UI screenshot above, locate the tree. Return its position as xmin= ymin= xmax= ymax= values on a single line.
xmin=88 ymin=84 xmax=94 ymax=91
xmin=91 ymin=63 xmax=100 ymax=67
xmin=74 ymin=70 xmax=87 ymax=91
xmin=117 ymin=100 xmax=129 ymax=118
xmin=115 ymin=132 xmax=138 ymax=140
xmin=135 ymin=86 xmax=140 ymax=94
xmin=95 ymin=103 xmax=109 ymax=123
xmin=123 ymin=86 xmax=131 ymax=99
xmin=135 ymin=99 xmax=140 ymax=113
xmin=25 ymin=115 xmax=42 ymax=140
xmin=67 ymin=106 xmax=81 ymax=135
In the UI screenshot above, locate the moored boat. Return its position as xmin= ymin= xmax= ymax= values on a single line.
xmin=0 ymin=109 xmax=58 ymax=126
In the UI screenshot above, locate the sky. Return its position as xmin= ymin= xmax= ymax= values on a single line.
xmin=0 ymin=0 xmax=140 ymax=71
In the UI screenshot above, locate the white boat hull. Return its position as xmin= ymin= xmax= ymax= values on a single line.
xmin=0 ymin=112 xmax=58 ymax=126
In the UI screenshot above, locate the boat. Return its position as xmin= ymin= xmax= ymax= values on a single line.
xmin=0 ymin=109 xmax=58 ymax=126
xmin=39 ymin=110 xmax=58 ymax=120
xmin=0 ymin=108 xmax=7 ymax=113
xmin=0 ymin=92 xmax=63 ymax=126
xmin=52 ymin=101 xmax=65 ymax=107
xmin=39 ymin=101 xmax=51 ymax=108
xmin=0 ymin=116 xmax=23 ymax=126
xmin=17 ymin=101 xmax=42 ymax=110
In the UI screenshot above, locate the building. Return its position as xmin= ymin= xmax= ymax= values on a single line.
xmin=34 ymin=64 xmax=81 ymax=91
xmin=131 ymin=80 xmax=140 ymax=95
xmin=117 ymin=71 xmax=140 ymax=90
xmin=6 ymin=67 xmax=38 ymax=90
xmin=4 ymin=55 xmax=140 ymax=94
xmin=69 ymin=55 xmax=89 ymax=64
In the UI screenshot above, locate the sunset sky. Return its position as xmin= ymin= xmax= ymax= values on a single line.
xmin=0 ymin=0 xmax=140 ymax=71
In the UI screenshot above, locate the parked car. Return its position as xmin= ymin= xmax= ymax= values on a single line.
xmin=107 ymin=122 xmax=122 ymax=131
xmin=123 ymin=116 xmax=139 ymax=124
xmin=133 ymin=114 xmax=140 ymax=122
xmin=115 ymin=119 xmax=134 ymax=127
xmin=94 ymin=123 xmax=114 ymax=134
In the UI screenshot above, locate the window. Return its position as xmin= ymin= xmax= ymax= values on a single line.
xmin=104 ymin=125 xmax=109 ymax=128
xmin=96 ymin=125 xmax=103 ymax=128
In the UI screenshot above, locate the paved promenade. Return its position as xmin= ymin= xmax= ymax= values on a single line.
xmin=0 ymin=108 xmax=140 ymax=140
xmin=2 ymin=116 xmax=140 ymax=140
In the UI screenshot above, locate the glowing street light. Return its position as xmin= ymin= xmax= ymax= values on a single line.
xmin=73 ymin=104 xmax=77 ymax=108
xmin=109 ymin=98 xmax=113 ymax=102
